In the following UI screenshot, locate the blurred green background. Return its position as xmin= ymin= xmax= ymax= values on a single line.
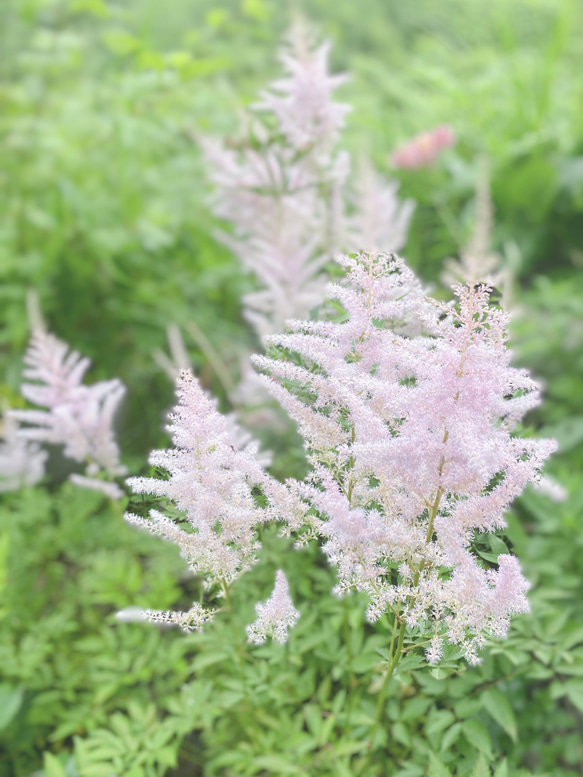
xmin=1 ymin=1 xmax=583 ymax=775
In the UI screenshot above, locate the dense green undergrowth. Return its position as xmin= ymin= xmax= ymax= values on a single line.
xmin=1 ymin=0 xmax=583 ymax=775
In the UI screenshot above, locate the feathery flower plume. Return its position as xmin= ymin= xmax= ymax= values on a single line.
xmin=246 ymin=570 xmax=300 ymax=645
xmin=347 ymin=159 xmax=415 ymax=254
xmin=201 ymin=20 xmax=412 ymax=341
xmin=255 ymin=252 xmax=555 ymax=664
xmin=0 ymin=413 xmax=47 ymax=492
xmin=390 ymin=125 xmax=455 ymax=170
xmin=125 ymin=371 xmax=284 ymax=628
xmin=10 ymin=330 xmax=126 ymax=495
xmin=442 ymin=157 xmax=511 ymax=301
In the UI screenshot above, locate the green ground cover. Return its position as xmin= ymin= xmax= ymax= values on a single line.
xmin=1 ymin=0 xmax=582 ymax=775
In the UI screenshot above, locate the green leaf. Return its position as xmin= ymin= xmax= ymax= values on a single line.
xmin=471 ymin=755 xmax=491 ymax=777
xmin=43 ymin=753 xmax=68 ymax=777
xmin=494 ymin=760 xmax=509 ymax=777
xmin=463 ymin=719 xmax=492 ymax=757
xmin=427 ymin=752 xmax=452 ymax=777
xmin=252 ymin=756 xmax=303 ymax=774
xmin=481 ymin=689 xmax=518 ymax=742
xmin=426 ymin=709 xmax=455 ymax=738
xmin=565 ymin=681 xmax=583 ymax=712
xmin=401 ymin=695 xmax=433 ymax=721
xmin=0 ymin=685 xmax=23 ymax=730
xmin=440 ymin=722 xmax=462 ymax=752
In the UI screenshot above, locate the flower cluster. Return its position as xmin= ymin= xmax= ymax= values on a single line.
xmin=125 ymin=371 xmax=286 ymax=629
xmin=246 ymin=570 xmax=300 ymax=645
xmin=10 ymin=330 xmax=126 ymax=497
xmin=254 ymin=252 xmax=554 ymax=663
xmin=125 ymin=252 xmax=554 ymax=661
xmin=0 ymin=413 xmax=47 ymax=492
xmin=202 ymin=21 xmax=412 ymax=340
xmin=442 ymin=157 xmax=510 ymax=300
xmin=390 ymin=125 xmax=455 ymax=169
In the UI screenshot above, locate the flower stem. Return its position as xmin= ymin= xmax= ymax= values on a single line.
xmin=361 ymin=615 xmax=406 ymax=774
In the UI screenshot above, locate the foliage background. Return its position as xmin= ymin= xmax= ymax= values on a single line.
xmin=1 ymin=0 xmax=582 ymax=775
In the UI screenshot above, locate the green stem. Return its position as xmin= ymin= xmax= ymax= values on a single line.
xmin=222 ymin=582 xmax=253 ymax=711
xmin=361 ymin=616 xmax=406 ymax=774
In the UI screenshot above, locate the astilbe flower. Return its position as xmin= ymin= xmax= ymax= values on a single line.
xmin=254 ymin=252 xmax=555 ymax=664
xmin=246 ymin=569 xmax=300 ymax=645
xmin=390 ymin=125 xmax=455 ymax=170
xmin=347 ymin=159 xmax=415 ymax=254
xmin=9 ymin=330 xmax=126 ymax=497
xmin=125 ymin=371 xmax=288 ymax=630
xmin=442 ymin=157 xmax=511 ymax=302
xmin=201 ymin=21 xmax=412 ymax=340
xmin=0 ymin=413 xmax=47 ymax=492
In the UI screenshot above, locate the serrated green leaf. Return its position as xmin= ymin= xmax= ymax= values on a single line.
xmin=440 ymin=722 xmax=462 ymax=752
xmin=471 ymin=755 xmax=491 ymax=777
xmin=463 ymin=719 xmax=492 ymax=757
xmin=494 ymin=759 xmax=509 ymax=777
xmin=427 ymin=752 xmax=452 ymax=777
xmin=43 ymin=753 xmax=68 ymax=777
xmin=0 ymin=685 xmax=23 ymax=730
xmin=401 ymin=695 xmax=432 ymax=721
xmin=482 ymin=689 xmax=518 ymax=742
xmin=252 ymin=755 xmax=304 ymax=774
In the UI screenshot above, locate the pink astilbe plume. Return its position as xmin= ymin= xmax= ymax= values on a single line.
xmin=0 ymin=413 xmax=47 ymax=492
xmin=201 ymin=21 xmax=412 ymax=341
xmin=246 ymin=569 xmax=300 ymax=645
xmin=391 ymin=125 xmax=455 ymax=170
xmin=125 ymin=371 xmax=287 ymax=629
xmin=255 ymin=252 xmax=555 ymax=664
xmin=347 ymin=159 xmax=415 ymax=253
xmin=10 ymin=330 xmax=126 ymax=497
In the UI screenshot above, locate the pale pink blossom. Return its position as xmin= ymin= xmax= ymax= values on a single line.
xmin=391 ymin=125 xmax=455 ymax=170
xmin=442 ymin=156 xmax=512 ymax=302
xmin=125 ymin=371 xmax=280 ymax=627
xmin=256 ymin=252 xmax=554 ymax=663
xmin=10 ymin=330 xmax=126 ymax=491
xmin=201 ymin=23 xmax=411 ymax=339
xmin=246 ymin=570 xmax=300 ymax=645
xmin=0 ymin=413 xmax=47 ymax=492
xmin=347 ymin=159 xmax=415 ymax=253
xmin=116 ymin=602 xmax=213 ymax=633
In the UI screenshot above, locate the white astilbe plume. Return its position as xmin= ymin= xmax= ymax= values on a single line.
xmin=347 ymin=159 xmax=415 ymax=253
xmin=246 ymin=570 xmax=299 ymax=645
xmin=255 ymin=252 xmax=556 ymax=664
xmin=201 ymin=21 xmax=412 ymax=342
xmin=0 ymin=413 xmax=47 ymax=492
xmin=116 ymin=602 xmax=214 ymax=633
xmin=442 ymin=157 xmax=511 ymax=303
xmin=9 ymin=330 xmax=126 ymax=494
xmin=125 ymin=371 xmax=288 ymax=629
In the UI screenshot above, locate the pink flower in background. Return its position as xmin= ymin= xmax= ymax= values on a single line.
xmin=0 ymin=413 xmax=47 ymax=492
xmin=10 ymin=330 xmax=126 ymax=497
xmin=201 ymin=21 xmax=413 ymax=340
xmin=390 ymin=125 xmax=456 ymax=170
